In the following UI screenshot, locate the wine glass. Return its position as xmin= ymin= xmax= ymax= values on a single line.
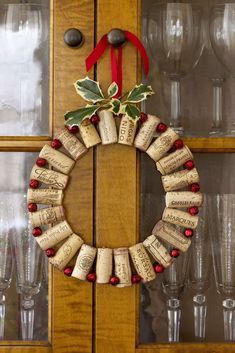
xmin=209 ymin=194 xmax=235 ymax=341
xmin=210 ymin=3 xmax=235 ymax=136
xmin=189 ymin=195 xmax=211 ymax=340
xmin=0 ymin=194 xmax=13 ymax=339
xmin=11 ymin=194 xmax=43 ymax=340
xmin=162 ymin=249 xmax=190 ymax=342
xmin=147 ymin=3 xmax=203 ymax=134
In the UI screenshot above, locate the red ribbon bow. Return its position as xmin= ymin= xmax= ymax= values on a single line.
xmin=85 ymin=30 xmax=149 ymax=98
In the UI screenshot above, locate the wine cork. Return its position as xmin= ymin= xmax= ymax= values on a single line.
xmin=162 ymin=168 xmax=200 ymax=192
xmin=152 ymin=220 xmax=191 ymax=252
xmin=118 ymin=115 xmax=137 ymax=146
xmin=129 ymin=243 xmax=156 ymax=282
xmin=96 ymin=248 xmax=113 ymax=284
xmin=36 ymin=220 xmax=73 ymax=250
xmin=49 ymin=233 xmax=83 ymax=271
xmin=146 ymin=128 xmax=179 ymax=161
xmin=98 ymin=110 xmax=118 ymax=145
xmin=162 ymin=207 xmax=199 ymax=229
xmin=134 ymin=115 xmax=160 ymax=151
xmin=72 ymin=244 xmax=97 ymax=280
xmin=29 ymin=206 xmax=65 ymax=228
xmin=156 ymin=146 xmax=193 ymax=175
xmin=27 ymin=189 xmax=63 ymax=206
xmin=55 ymin=128 xmax=87 ymax=160
xmin=143 ymin=235 xmax=173 ymax=268
xmin=79 ymin=118 xmax=101 ymax=148
xmin=113 ymin=248 xmax=132 ymax=288
xmin=30 ymin=165 xmax=68 ymax=190
xmin=166 ymin=192 xmax=203 ymax=208
xmin=39 ymin=144 xmax=75 ymax=174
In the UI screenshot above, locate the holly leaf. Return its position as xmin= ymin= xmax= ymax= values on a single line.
xmin=123 ymin=103 xmax=140 ymax=121
xmin=64 ymin=105 xmax=99 ymax=126
xmin=74 ymin=77 xmax=105 ymax=103
xmin=108 ymin=98 xmax=121 ymax=115
xmin=107 ymin=82 xmax=119 ymax=98
xmin=126 ymin=84 xmax=154 ymax=103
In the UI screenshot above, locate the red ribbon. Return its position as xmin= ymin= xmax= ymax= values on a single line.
xmin=85 ymin=30 xmax=149 ymax=98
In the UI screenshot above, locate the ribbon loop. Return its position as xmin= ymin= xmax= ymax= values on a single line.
xmin=85 ymin=29 xmax=149 ymax=98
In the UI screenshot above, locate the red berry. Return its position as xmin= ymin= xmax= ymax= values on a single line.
xmin=191 ymin=183 xmax=200 ymax=193
xmin=174 ymin=139 xmax=184 ymax=149
xmin=139 ymin=112 xmax=148 ymax=123
xmin=29 ymin=179 xmax=39 ymax=189
xmin=36 ymin=158 xmax=47 ymax=167
xmin=109 ymin=276 xmax=120 ymax=285
xmin=64 ymin=267 xmax=73 ymax=277
xmin=156 ymin=122 xmax=168 ymax=133
xmin=28 ymin=203 xmax=37 ymax=212
xmin=66 ymin=125 xmax=79 ymax=134
xmin=170 ymin=249 xmax=180 ymax=258
xmin=154 ymin=263 xmax=165 ymax=273
xmin=189 ymin=206 xmax=199 ymax=216
xmin=87 ymin=272 xmax=96 ymax=282
xmin=184 ymin=229 xmax=193 ymax=237
xmin=184 ymin=160 xmax=194 ymax=170
xmin=131 ymin=274 xmax=142 ymax=284
xmin=32 ymin=227 xmax=42 ymax=237
xmin=46 ymin=248 xmax=56 ymax=257
xmin=90 ymin=114 xmax=100 ymax=125
xmin=51 ymin=139 xmax=62 ymax=149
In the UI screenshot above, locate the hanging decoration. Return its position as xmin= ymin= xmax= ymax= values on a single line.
xmin=27 ymin=29 xmax=202 ymax=287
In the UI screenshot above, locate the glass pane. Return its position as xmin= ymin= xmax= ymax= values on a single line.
xmin=140 ymin=153 xmax=235 ymax=343
xmin=0 ymin=152 xmax=48 ymax=341
xmin=0 ymin=0 xmax=50 ymax=136
xmin=142 ymin=0 xmax=235 ymax=137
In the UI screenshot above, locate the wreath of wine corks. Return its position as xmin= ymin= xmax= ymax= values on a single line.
xmin=27 ymin=111 xmax=202 ymax=288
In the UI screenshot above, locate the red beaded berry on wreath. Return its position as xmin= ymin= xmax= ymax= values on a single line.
xmin=36 ymin=158 xmax=47 ymax=167
xmin=64 ymin=267 xmax=73 ymax=277
xmin=184 ymin=229 xmax=193 ymax=238
xmin=66 ymin=125 xmax=79 ymax=134
xmin=170 ymin=249 xmax=180 ymax=258
xmin=154 ymin=263 xmax=165 ymax=273
xmin=189 ymin=206 xmax=199 ymax=216
xmin=46 ymin=248 xmax=56 ymax=257
xmin=28 ymin=203 xmax=37 ymax=212
xmin=29 ymin=179 xmax=39 ymax=189
xmin=184 ymin=160 xmax=194 ymax=170
xmin=191 ymin=183 xmax=200 ymax=193
xmin=109 ymin=276 xmax=120 ymax=285
xmin=90 ymin=114 xmax=100 ymax=125
xmin=87 ymin=273 xmax=96 ymax=282
xmin=174 ymin=139 xmax=184 ymax=150
xmin=51 ymin=139 xmax=62 ymax=149
xmin=32 ymin=227 xmax=42 ymax=237
xmin=156 ymin=122 xmax=167 ymax=133
xmin=139 ymin=112 xmax=148 ymax=124
xmin=131 ymin=274 xmax=142 ymax=284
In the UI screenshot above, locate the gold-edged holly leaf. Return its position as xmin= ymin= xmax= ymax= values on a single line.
xmin=64 ymin=105 xmax=99 ymax=126
xmin=108 ymin=98 xmax=121 ymax=115
xmin=123 ymin=103 xmax=140 ymax=122
xmin=107 ymin=82 xmax=119 ymax=98
xmin=126 ymin=84 xmax=154 ymax=103
xmin=74 ymin=77 xmax=105 ymax=103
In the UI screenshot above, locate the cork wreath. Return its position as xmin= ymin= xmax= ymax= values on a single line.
xmin=27 ymin=78 xmax=202 ymax=287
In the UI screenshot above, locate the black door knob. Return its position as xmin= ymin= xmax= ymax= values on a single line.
xmin=107 ymin=28 xmax=126 ymax=48
xmin=64 ymin=28 xmax=83 ymax=47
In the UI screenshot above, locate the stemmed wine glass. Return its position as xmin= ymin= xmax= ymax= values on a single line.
xmin=162 ymin=249 xmax=190 ymax=342
xmin=209 ymin=194 xmax=235 ymax=341
xmin=147 ymin=3 xmax=203 ymax=134
xmin=11 ymin=193 xmax=43 ymax=340
xmin=189 ymin=196 xmax=211 ymax=340
xmin=210 ymin=3 xmax=235 ymax=136
xmin=0 ymin=194 xmax=13 ymax=339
